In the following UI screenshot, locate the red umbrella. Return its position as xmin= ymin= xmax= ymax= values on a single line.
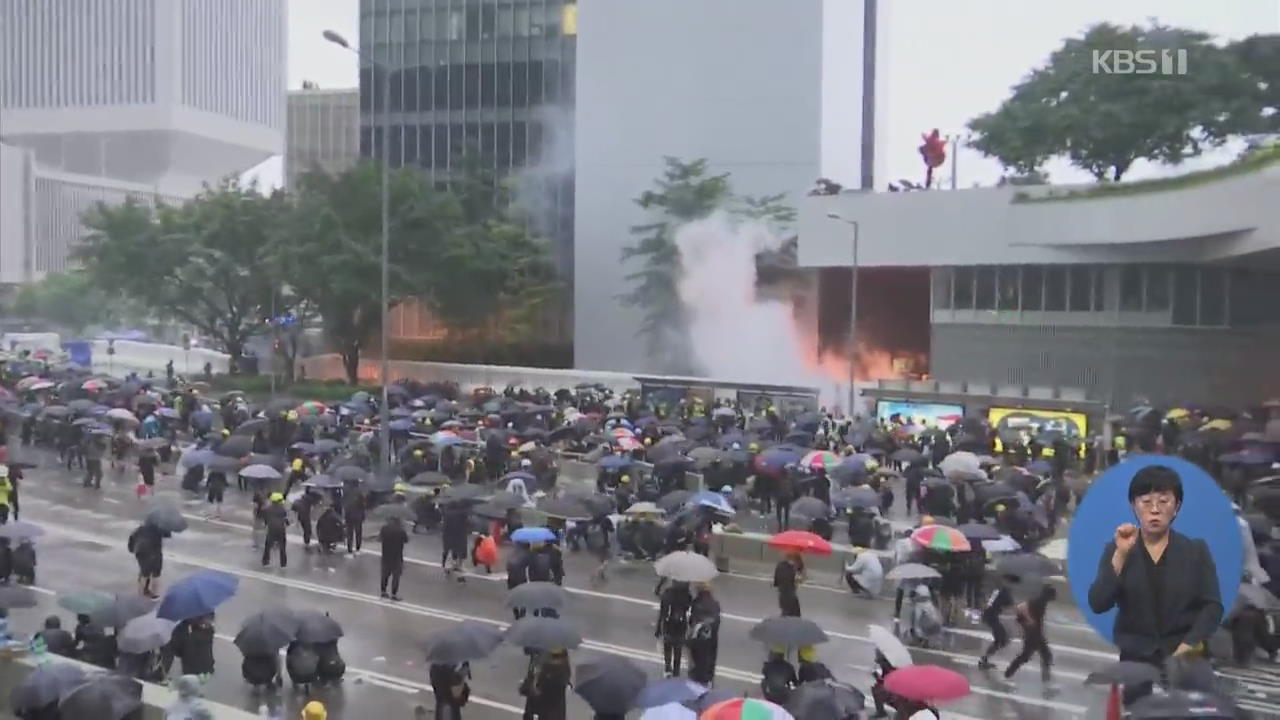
xmin=884 ymin=665 xmax=970 ymax=703
xmin=910 ymin=525 xmax=971 ymax=552
xmin=767 ymin=530 xmax=832 ymax=556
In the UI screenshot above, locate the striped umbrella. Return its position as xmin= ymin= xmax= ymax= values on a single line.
xmin=700 ymin=697 xmax=794 ymax=719
xmin=295 ymin=400 xmax=328 ymax=417
xmin=910 ymin=524 xmax=971 ymax=552
xmin=800 ymin=450 xmax=842 ymax=471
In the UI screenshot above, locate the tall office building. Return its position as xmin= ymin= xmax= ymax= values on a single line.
xmin=286 ymin=87 xmax=361 ymax=190
xmin=0 ymin=0 xmax=286 ymax=284
xmin=357 ymin=0 xmax=578 ymax=282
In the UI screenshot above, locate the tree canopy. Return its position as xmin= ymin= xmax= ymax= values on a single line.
xmin=75 ymin=160 xmax=555 ymax=381
xmin=9 ymin=271 xmax=139 ymax=333
xmin=968 ymin=22 xmax=1277 ymax=181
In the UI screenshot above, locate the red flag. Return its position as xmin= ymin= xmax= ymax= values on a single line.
xmin=1106 ymin=683 xmax=1122 ymax=720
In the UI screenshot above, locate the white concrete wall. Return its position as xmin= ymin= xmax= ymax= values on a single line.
xmin=573 ymin=0 xmax=864 ymax=374
xmin=798 ymin=165 xmax=1280 ymax=268
xmin=88 ymin=339 xmax=230 ymax=377
xmin=0 ymin=143 xmax=32 ymax=283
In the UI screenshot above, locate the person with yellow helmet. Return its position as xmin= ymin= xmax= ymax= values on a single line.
xmin=287 ymin=457 xmax=307 ymax=494
xmin=301 ymin=701 xmax=327 ymax=720
xmin=797 ymin=645 xmax=833 ymax=682
xmin=261 ymin=492 xmax=290 ymax=569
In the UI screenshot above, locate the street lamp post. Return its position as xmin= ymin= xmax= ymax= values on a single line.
xmin=827 ymin=212 xmax=860 ymax=418
xmin=324 ymin=30 xmax=392 ymax=472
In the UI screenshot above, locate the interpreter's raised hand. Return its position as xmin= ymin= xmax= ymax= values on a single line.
xmin=1114 ymin=523 xmax=1138 ymax=555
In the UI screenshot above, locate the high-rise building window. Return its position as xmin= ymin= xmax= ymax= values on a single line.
xmin=1120 ymin=265 xmax=1143 ymax=311
xmin=932 ymin=269 xmax=952 ymax=310
xmin=953 ymin=267 xmax=974 ymax=309
xmin=1044 ymin=268 xmax=1067 ymax=311
xmin=1021 ymin=266 xmax=1043 ymax=311
xmin=1146 ymin=266 xmax=1171 ymax=311
xmin=1172 ymin=266 xmax=1197 ymax=326
xmin=1200 ymin=267 xmax=1226 ymax=326
xmin=974 ymin=267 xmax=995 ymax=310
xmin=996 ymin=267 xmax=1018 ymax=310
xmin=1068 ymin=266 xmax=1093 ymax=312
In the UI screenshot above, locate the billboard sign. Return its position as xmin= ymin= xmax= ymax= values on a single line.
xmin=988 ymin=406 xmax=1088 ymax=441
xmin=876 ymin=400 xmax=964 ymax=429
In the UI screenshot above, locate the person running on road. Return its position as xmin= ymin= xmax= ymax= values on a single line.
xmin=128 ymin=520 xmax=166 ymax=598
xmin=1004 ymin=584 xmax=1058 ymax=696
xmin=977 ymin=578 xmax=1015 ymax=670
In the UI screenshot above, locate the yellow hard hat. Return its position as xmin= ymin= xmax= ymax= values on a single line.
xmin=511 ymin=451 xmax=520 ymax=458
xmin=291 ymin=458 xmax=303 ymax=470
xmin=920 ymin=515 xmax=936 ymax=526
xmin=413 ymin=449 xmax=424 ymax=458
xmin=222 ymin=428 xmax=230 ymax=437
xmin=619 ymin=475 xmax=630 ymax=484
xmin=394 ymin=483 xmax=408 ymax=494
xmin=286 ymin=410 xmax=298 ymax=421
xmin=798 ymin=646 xmax=818 ymax=663
xmin=301 ymin=701 xmax=327 ymax=720
xmin=644 ymin=437 xmax=652 ymax=445
xmin=270 ymin=492 xmax=284 ymax=503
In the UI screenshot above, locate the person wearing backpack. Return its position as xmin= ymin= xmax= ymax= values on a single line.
xmin=907 ymin=584 xmax=943 ymax=647
xmin=428 ymin=660 xmax=470 ymax=719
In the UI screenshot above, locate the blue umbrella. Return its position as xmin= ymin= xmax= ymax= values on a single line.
xmin=388 ymin=419 xmax=414 ymax=431
xmin=431 ymin=432 xmax=465 ymax=447
xmin=190 ymin=410 xmax=213 ymax=428
xmin=598 ymin=455 xmax=633 ymax=471
xmin=755 ymin=447 xmax=803 ymax=474
xmin=634 ymin=677 xmax=707 ymax=709
xmin=1026 ymin=460 xmax=1052 ymax=475
xmin=156 ymin=570 xmax=239 ymax=621
xmin=510 ymin=527 xmax=557 ymax=544
xmin=687 ymin=490 xmax=733 ymax=515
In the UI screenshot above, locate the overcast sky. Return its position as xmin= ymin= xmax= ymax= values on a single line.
xmin=248 ymin=0 xmax=1280 ymax=189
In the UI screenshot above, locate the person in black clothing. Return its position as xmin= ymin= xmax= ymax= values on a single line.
xmin=520 ymin=649 xmax=571 ymax=720
xmin=137 ymin=449 xmax=158 ymax=490
xmin=261 ymin=494 xmax=289 ymax=568
xmin=759 ymin=650 xmax=798 ymax=706
xmin=1004 ymin=585 xmax=1057 ymax=693
xmin=977 ymin=579 xmax=1014 ymax=669
xmin=35 ymin=615 xmax=74 ymax=657
xmin=441 ymin=504 xmax=470 ymax=581
xmin=655 ymin=581 xmax=692 ymax=676
xmin=429 ymin=661 xmax=470 ymax=719
xmin=797 ymin=645 xmax=834 ymax=682
xmin=205 ymin=469 xmax=228 ymax=518
xmin=773 ymin=468 xmax=797 ymax=531
xmin=344 ymin=490 xmax=366 ymax=554
xmin=293 ymin=491 xmax=315 ymax=548
xmin=380 ymin=516 xmax=409 ymax=601
xmin=773 ymin=551 xmax=804 ymax=617
xmin=128 ymin=521 xmax=165 ymax=598
xmin=172 ymin=614 xmax=215 ymax=677
xmin=73 ymin=614 xmax=114 ymax=668
xmin=686 ymin=583 xmax=720 ymax=685
xmin=1088 ymin=465 xmax=1223 ymax=703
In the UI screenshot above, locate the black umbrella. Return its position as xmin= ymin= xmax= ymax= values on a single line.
xmin=787 ymin=680 xmax=866 ymax=720
xmin=232 ymin=418 xmax=269 ymax=436
xmin=997 ymin=553 xmax=1057 ymax=578
xmin=303 ymin=474 xmax=343 ymax=490
xmin=748 ymin=617 xmax=828 ymax=649
xmin=506 ymin=582 xmax=568 ymax=612
xmin=891 ymin=448 xmax=924 ymax=464
xmin=1128 ymin=690 xmax=1238 ymax=719
xmin=144 ymin=501 xmax=188 ymax=534
xmin=294 ymin=609 xmax=344 ymax=644
xmin=204 ymin=454 xmax=241 ymax=473
xmin=484 ymin=491 xmax=527 ymax=511
xmin=833 ymin=486 xmax=880 ymax=510
xmin=409 ymin=471 xmax=450 ymax=487
xmin=11 ymin=662 xmax=87 ymax=713
xmin=215 ymin=435 xmax=252 ymax=457
xmin=439 ymin=484 xmax=487 ymax=504
xmin=956 ymin=523 xmax=1002 ymax=541
xmin=234 ymin=608 xmax=301 ymax=655
xmin=58 ymin=675 xmax=142 ymax=720
xmin=575 ymin=656 xmax=648 ymax=715
xmin=424 ymin=621 xmax=504 ymax=664
xmin=1084 ymin=660 xmax=1163 ymax=686
xmin=657 ymin=490 xmax=693 ymax=513
xmin=790 ymin=497 xmax=829 ymax=519
xmin=504 ymin=616 xmax=583 ymax=651
xmin=334 ymin=465 xmax=369 ymax=483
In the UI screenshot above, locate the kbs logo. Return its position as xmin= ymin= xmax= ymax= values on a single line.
xmin=1092 ymin=49 xmax=1188 ymax=75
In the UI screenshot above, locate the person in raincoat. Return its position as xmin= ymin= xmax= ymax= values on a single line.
xmin=844 ymin=546 xmax=883 ymax=597
xmin=128 ymin=520 xmax=166 ymax=598
xmin=165 ymin=674 xmax=214 ymax=720
xmin=315 ymin=502 xmax=343 ymax=554
xmin=905 ymin=584 xmax=944 ymax=648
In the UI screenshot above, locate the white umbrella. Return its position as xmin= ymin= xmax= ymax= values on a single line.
xmin=623 ymin=502 xmax=663 ymax=515
xmin=117 ymin=614 xmax=177 ymax=654
xmin=868 ymin=624 xmax=913 ymax=668
xmin=939 ymin=451 xmax=984 ymax=481
xmin=654 ymin=551 xmax=718 ymax=583
xmin=105 ymin=408 xmax=138 ymax=423
xmin=885 ymin=563 xmax=941 ymax=582
xmin=239 ymin=464 xmax=282 ymax=480
xmin=983 ymin=535 xmax=1022 ymax=553
xmin=640 ymin=704 xmax=697 ymax=720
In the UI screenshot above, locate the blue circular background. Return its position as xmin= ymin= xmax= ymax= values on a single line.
xmin=1066 ymin=455 xmax=1242 ymax=644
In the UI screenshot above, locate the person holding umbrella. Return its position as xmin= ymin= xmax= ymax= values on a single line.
xmin=428 ymin=659 xmax=471 ymax=719
xmin=654 ymin=580 xmax=692 ymax=677
xmin=519 ymin=647 xmax=571 ymax=720
xmin=171 ymin=613 xmax=215 ymax=678
xmin=127 ymin=520 xmax=166 ymax=599
xmin=379 ymin=515 xmax=409 ymax=601
xmin=686 ymin=582 xmax=721 ymax=686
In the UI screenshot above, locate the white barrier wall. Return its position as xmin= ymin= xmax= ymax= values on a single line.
xmin=299 ymin=354 xmax=641 ymax=395
xmin=87 ymin=339 xmax=230 ymax=377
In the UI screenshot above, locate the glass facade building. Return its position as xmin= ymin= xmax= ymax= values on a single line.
xmin=357 ymin=0 xmax=577 ymax=274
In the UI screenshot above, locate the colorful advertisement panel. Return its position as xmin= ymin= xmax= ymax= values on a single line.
xmin=988 ymin=406 xmax=1088 ymax=440
xmin=876 ymin=400 xmax=964 ymax=429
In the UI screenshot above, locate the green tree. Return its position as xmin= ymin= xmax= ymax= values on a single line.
xmin=619 ymin=157 xmax=731 ymax=374
xmin=10 ymin=271 xmax=134 ymax=333
xmin=77 ymin=180 xmax=281 ymax=366
xmin=1225 ymin=34 xmax=1280 ymax=135
xmin=968 ymin=22 xmax=1257 ymax=181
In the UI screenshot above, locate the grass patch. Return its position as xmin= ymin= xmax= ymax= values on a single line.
xmin=1012 ymin=146 xmax=1280 ymax=204
xmin=206 ymin=374 xmax=376 ymax=402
